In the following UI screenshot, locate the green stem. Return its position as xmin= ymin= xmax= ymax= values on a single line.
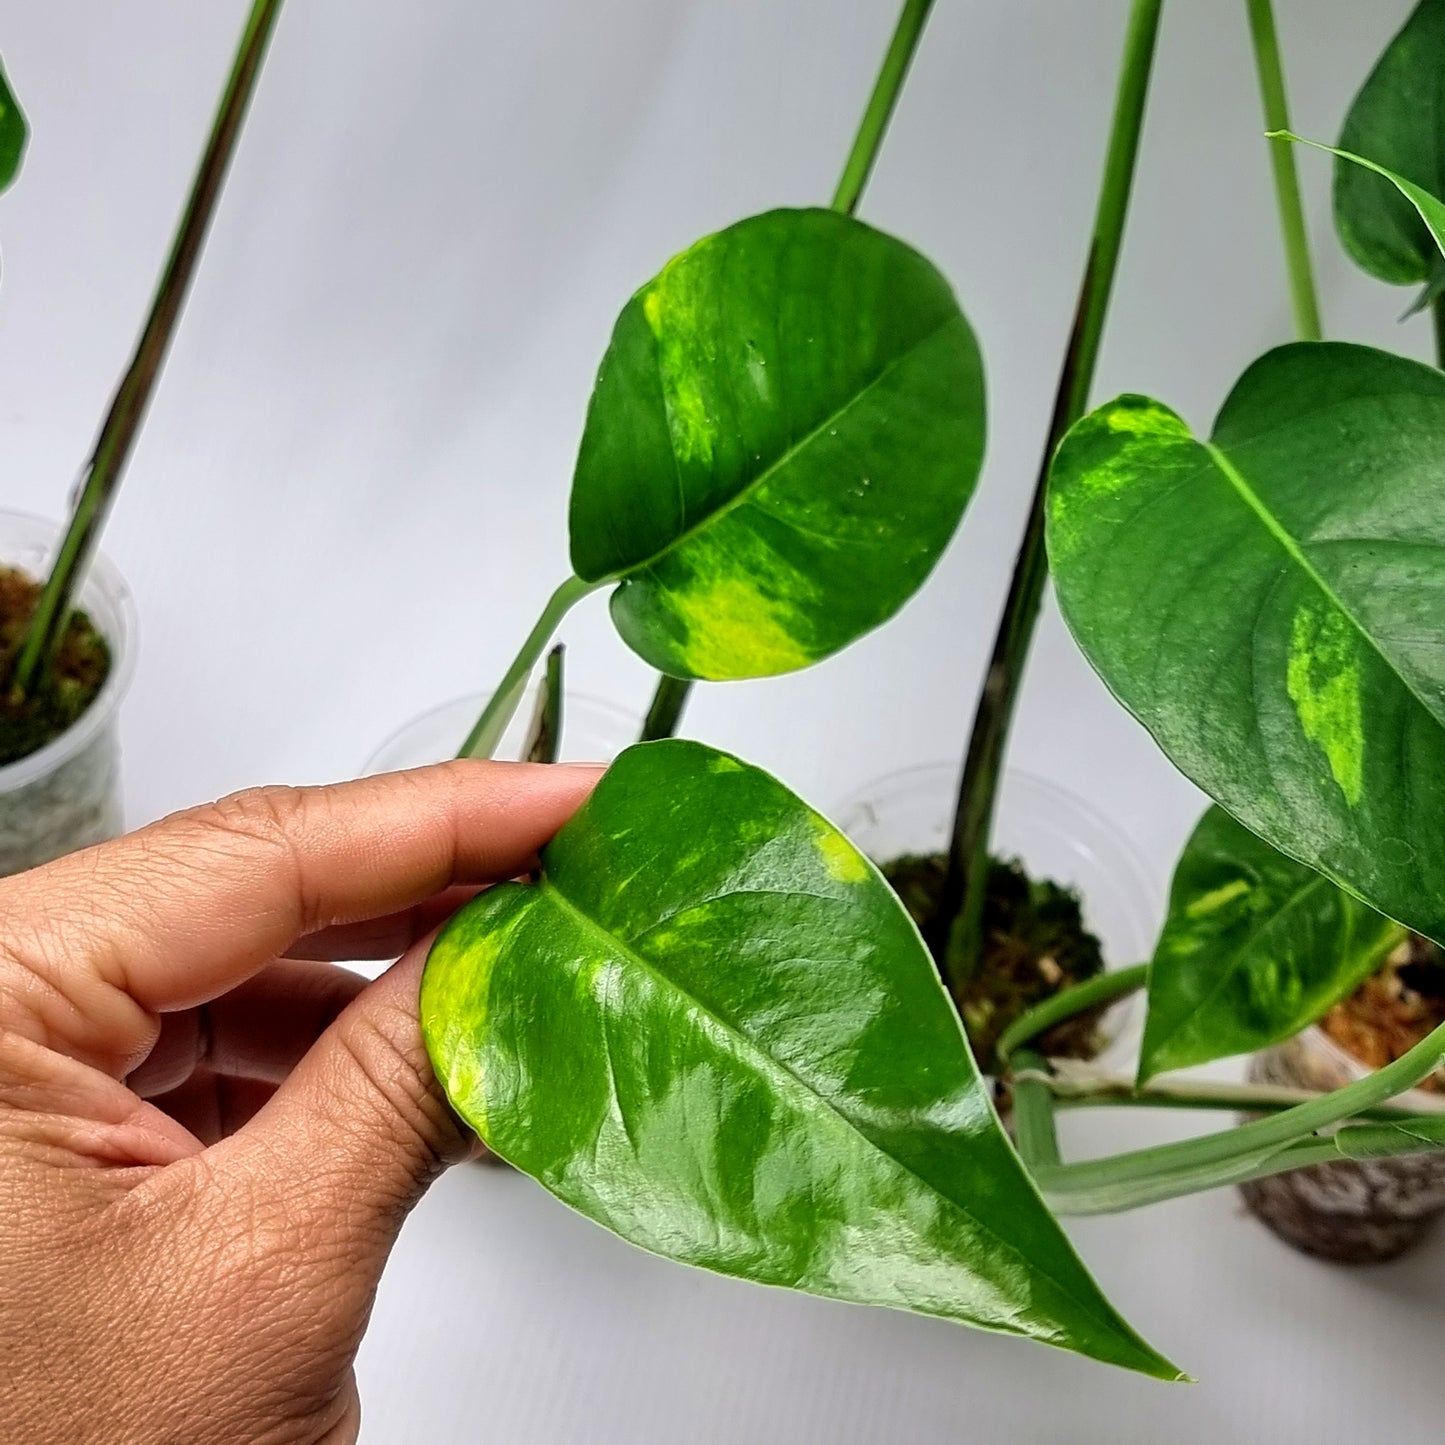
xmin=1041 ymin=1113 xmax=1445 ymax=1216
xmin=459 ymin=576 xmax=600 ymax=759
xmin=1433 ymin=293 xmax=1445 ymax=370
xmin=830 ymin=0 xmax=936 ymax=216
xmin=1010 ymin=1049 xmax=1063 ymax=1168
xmin=995 ymin=962 xmax=1148 ymax=1064
xmin=7 ymin=0 xmax=285 ymax=702
xmin=636 ymin=0 xmax=938 ymax=741
xmin=523 ymin=645 xmax=565 ymax=764
xmin=1244 ymin=0 xmax=1323 ymax=342
xmin=937 ymin=0 xmax=1165 ymax=987
xmin=1013 ymin=1064 xmax=1426 ymax=1122
xmin=640 ymin=673 xmax=692 ymax=743
xmin=1030 ymin=1014 xmax=1445 ymax=1214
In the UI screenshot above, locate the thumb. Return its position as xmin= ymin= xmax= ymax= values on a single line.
xmin=225 ymin=938 xmax=471 ymax=1262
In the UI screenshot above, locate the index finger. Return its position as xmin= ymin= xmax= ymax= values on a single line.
xmin=0 ymin=760 xmax=599 ymax=1075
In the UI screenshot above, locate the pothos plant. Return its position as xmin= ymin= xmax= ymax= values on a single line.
xmin=419 ymin=0 xmax=1445 ymax=1379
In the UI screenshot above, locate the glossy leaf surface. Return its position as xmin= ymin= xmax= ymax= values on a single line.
xmin=1138 ymin=807 xmax=1404 ymax=1083
xmin=422 ymin=740 xmax=1176 ymax=1378
xmin=0 ymin=59 xmax=25 ymax=193
xmin=1333 ymin=0 xmax=1445 ymax=287
xmin=569 ymin=208 xmax=985 ymax=680
xmin=1047 ymin=342 xmax=1445 ymax=943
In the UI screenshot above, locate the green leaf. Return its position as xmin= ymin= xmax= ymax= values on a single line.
xmin=1277 ymin=131 xmax=1445 ymax=273
xmin=1332 ymin=0 xmax=1445 ymax=286
xmin=1138 ymin=807 xmax=1404 ymax=1083
xmin=569 ymin=208 xmax=985 ymax=680
xmin=1047 ymin=341 xmax=1445 ymax=944
xmin=422 ymin=739 xmax=1178 ymax=1379
xmin=0 ymin=57 xmax=27 ymax=194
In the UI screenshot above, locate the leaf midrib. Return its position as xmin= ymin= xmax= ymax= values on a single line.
xmin=1202 ymin=437 xmax=1445 ymax=733
xmin=534 ymin=876 xmax=1118 ymax=1336
xmin=602 ymin=312 xmax=961 ymax=583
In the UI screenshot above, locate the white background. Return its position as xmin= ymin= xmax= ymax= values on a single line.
xmin=2 ymin=1 xmax=1442 ymax=1440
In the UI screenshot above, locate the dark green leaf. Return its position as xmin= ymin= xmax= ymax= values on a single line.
xmin=1280 ymin=132 xmax=1445 ymax=271
xmin=422 ymin=739 xmax=1177 ymax=1379
xmin=0 ymin=58 xmax=26 ymax=194
xmin=1138 ymin=807 xmax=1404 ymax=1083
xmin=569 ymin=208 xmax=985 ymax=680
xmin=1047 ymin=342 xmax=1445 ymax=943
xmin=1334 ymin=0 xmax=1445 ymax=286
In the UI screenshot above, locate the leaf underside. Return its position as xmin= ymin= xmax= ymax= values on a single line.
xmin=568 ymin=208 xmax=986 ymax=681
xmin=422 ymin=740 xmax=1177 ymax=1379
xmin=1048 ymin=341 xmax=1445 ymax=945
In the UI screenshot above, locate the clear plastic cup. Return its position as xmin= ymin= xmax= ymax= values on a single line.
xmin=0 ymin=510 xmax=136 ymax=877
xmin=831 ymin=764 xmax=1159 ymax=1070
xmin=364 ymin=691 xmax=641 ymax=775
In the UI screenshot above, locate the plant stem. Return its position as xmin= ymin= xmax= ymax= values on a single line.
xmin=1027 ymin=1013 xmax=1445 ymax=1214
xmin=1244 ymin=0 xmax=1323 ymax=342
xmin=523 ymin=645 xmax=565 ymax=764
xmin=830 ymin=0 xmax=936 ymax=216
xmin=7 ymin=0 xmax=285 ymax=702
xmin=936 ymin=0 xmax=1165 ymax=987
xmin=1010 ymin=1050 xmax=1063 ymax=1168
xmin=636 ymin=0 xmax=937 ymax=742
xmin=459 ymin=576 xmax=600 ymax=759
xmin=641 ymin=673 xmax=692 ymax=742
xmin=1434 ymin=293 xmax=1445 ymax=370
xmin=1041 ymin=1112 xmax=1445 ymax=1216
xmin=995 ymin=962 xmax=1148 ymax=1064
xmin=1012 ymin=1063 xmax=1426 ymax=1122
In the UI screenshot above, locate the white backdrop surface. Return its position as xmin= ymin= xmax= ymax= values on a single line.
xmin=1 ymin=2 xmax=1441 ymax=1441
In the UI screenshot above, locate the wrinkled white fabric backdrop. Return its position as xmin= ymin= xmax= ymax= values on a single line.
xmin=1 ymin=1 xmax=1437 ymax=1440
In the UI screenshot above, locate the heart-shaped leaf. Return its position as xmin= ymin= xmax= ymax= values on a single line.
xmin=0 ymin=58 xmax=26 ymax=194
xmin=569 ymin=208 xmax=986 ymax=680
xmin=1138 ymin=806 xmax=1404 ymax=1083
xmin=1047 ymin=341 xmax=1445 ymax=943
xmin=422 ymin=740 xmax=1177 ymax=1379
xmin=1333 ymin=0 xmax=1445 ymax=289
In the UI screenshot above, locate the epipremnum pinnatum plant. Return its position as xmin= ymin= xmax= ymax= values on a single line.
xmin=424 ymin=0 xmax=1445 ymax=1378
xmin=1022 ymin=0 xmax=1445 ymax=1194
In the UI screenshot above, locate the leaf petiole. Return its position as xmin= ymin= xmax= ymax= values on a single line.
xmin=637 ymin=0 xmax=938 ymax=741
xmin=458 ymin=576 xmax=601 ymax=760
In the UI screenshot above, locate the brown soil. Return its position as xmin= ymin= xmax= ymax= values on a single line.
xmin=1320 ymin=933 xmax=1445 ymax=1092
xmin=880 ymin=851 xmax=1108 ymax=1073
xmin=0 ymin=565 xmax=111 ymax=766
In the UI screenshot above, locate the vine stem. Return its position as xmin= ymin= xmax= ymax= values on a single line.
xmin=1434 ymin=293 xmax=1445 ymax=370
xmin=995 ymin=962 xmax=1148 ymax=1064
xmin=1020 ymin=1014 xmax=1445 ymax=1214
xmin=640 ymin=673 xmax=692 ymax=743
xmin=1244 ymin=0 xmax=1323 ymax=343
xmin=458 ymin=576 xmax=601 ymax=759
xmin=636 ymin=0 xmax=937 ymax=741
xmin=830 ymin=0 xmax=936 ymax=216
xmin=1012 ymin=1063 xmax=1427 ymax=1123
xmin=937 ymin=0 xmax=1165 ymax=988
xmin=8 ymin=0 xmax=285 ymax=702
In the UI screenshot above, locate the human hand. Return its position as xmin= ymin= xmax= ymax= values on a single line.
xmin=0 ymin=761 xmax=598 ymax=1444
